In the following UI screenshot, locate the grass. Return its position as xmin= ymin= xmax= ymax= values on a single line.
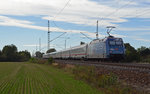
xmin=0 ymin=62 xmax=103 ymax=94
xmin=56 ymin=64 xmax=148 ymax=94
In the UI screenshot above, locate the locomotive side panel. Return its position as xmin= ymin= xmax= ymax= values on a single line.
xmin=87 ymin=40 xmax=107 ymax=59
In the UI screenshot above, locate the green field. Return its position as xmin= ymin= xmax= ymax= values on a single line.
xmin=0 ymin=62 xmax=102 ymax=94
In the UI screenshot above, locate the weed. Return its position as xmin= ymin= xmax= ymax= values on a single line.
xmin=29 ymin=58 xmax=49 ymax=64
xmin=47 ymin=57 xmax=54 ymax=64
xmin=29 ymin=58 xmax=38 ymax=63
xmin=97 ymin=73 xmax=118 ymax=88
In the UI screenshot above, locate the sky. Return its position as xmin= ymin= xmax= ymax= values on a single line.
xmin=0 ymin=0 xmax=150 ymax=54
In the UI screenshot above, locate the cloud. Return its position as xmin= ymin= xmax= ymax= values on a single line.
xmin=0 ymin=15 xmax=126 ymax=40
xmin=0 ymin=0 xmax=149 ymax=42
xmin=0 ymin=0 xmax=150 ymax=28
xmin=135 ymin=38 xmax=150 ymax=42
xmin=23 ymin=44 xmax=39 ymax=47
xmin=111 ymin=33 xmax=126 ymax=38
xmin=23 ymin=44 xmax=48 ymax=47
xmin=128 ymin=36 xmax=150 ymax=43
xmin=0 ymin=15 xmax=105 ymax=38
xmin=23 ymin=44 xmax=64 ymax=51
xmin=117 ymin=27 xmax=150 ymax=31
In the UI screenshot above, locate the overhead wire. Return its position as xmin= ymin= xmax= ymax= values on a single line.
xmin=118 ymin=8 xmax=150 ymax=19
xmin=82 ymin=0 xmax=135 ymax=37
xmin=84 ymin=0 xmax=135 ymax=26
xmin=51 ymin=0 xmax=148 ymax=45
xmin=46 ymin=0 xmax=72 ymax=50
xmin=134 ymin=9 xmax=150 ymax=18
xmin=50 ymin=32 xmax=67 ymax=42
xmin=52 ymin=0 xmax=134 ymax=39
xmin=95 ymin=0 xmax=135 ymax=39
xmin=49 ymin=0 xmax=72 ymax=47
xmin=105 ymin=0 xmax=135 ymax=18
xmin=52 ymin=0 xmax=71 ymax=29
xmin=97 ymin=0 xmax=135 ymax=28
xmin=53 ymin=0 xmax=71 ymax=20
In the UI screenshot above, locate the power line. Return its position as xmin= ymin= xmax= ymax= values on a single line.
xmin=102 ymin=0 xmax=135 ymax=19
xmin=118 ymin=8 xmax=150 ymax=20
xmin=52 ymin=0 xmax=72 ymax=29
xmin=135 ymin=9 xmax=150 ymax=18
xmin=54 ymin=44 xmax=64 ymax=49
xmin=50 ymin=32 xmax=67 ymax=42
xmin=47 ymin=0 xmax=71 ymax=51
xmin=52 ymin=21 xmax=60 ymax=29
xmin=88 ymin=0 xmax=135 ymax=27
xmin=53 ymin=0 xmax=71 ymax=20
xmin=80 ymin=32 xmax=93 ymax=40
xmin=52 ymin=0 xmax=134 ymax=37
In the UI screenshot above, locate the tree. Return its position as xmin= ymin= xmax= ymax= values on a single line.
xmin=137 ymin=46 xmax=146 ymax=52
xmin=18 ymin=50 xmax=31 ymax=61
xmin=46 ymin=48 xmax=56 ymax=53
xmin=2 ymin=44 xmax=18 ymax=61
xmin=137 ymin=46 xmax=150 ymax=56
xmin=124 ymin=43 xmax=140 ymax=62
xmin=0 ymin=44 xmax=31 ymax=62
xmin=0 ymin=50 xmax=3 ymax=61
xmin=35 ymin=51 xmax=43 ymax=58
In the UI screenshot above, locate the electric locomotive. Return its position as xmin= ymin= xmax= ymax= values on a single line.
xmin=43 ymin=26 xmax=125 ymax=61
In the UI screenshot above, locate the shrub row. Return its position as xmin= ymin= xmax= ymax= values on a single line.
xmin=72 ymin=66 xmax=118 ymax=88
xmin=29 ymin=57 xmax=54 ymax=64
xmin=55 ymin=64 xmax=148 ymax=94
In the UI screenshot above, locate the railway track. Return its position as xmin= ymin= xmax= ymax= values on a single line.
xmin=55 ymin=59 xmax=150 ymax=72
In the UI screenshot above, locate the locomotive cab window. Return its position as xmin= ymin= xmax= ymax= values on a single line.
xmin=109 ymin=41 xmax=115 ymax=45
xmin=116 ymin=41 xmax=122 ymax=45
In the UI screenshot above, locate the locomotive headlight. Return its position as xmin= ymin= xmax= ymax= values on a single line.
xmin=115 ymin=48 xmax=118 ymax=50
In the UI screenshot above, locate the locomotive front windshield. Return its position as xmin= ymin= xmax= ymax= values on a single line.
xmin=109 ymin=38 xmax=123 ymax=46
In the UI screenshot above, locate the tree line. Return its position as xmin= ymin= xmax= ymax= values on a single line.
xmin=0 ymin=44 xmax=31 ymax=62
xmin=0 ymin=43 xmax=150 ymax=63
xmin=36 ymin=43 xmax=150 ymax=63
xmin=124 ymin=43 xmax=150 ymax=62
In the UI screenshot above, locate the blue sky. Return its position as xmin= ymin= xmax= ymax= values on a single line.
xmin=0 ymin=0 xmax=150 ymax=54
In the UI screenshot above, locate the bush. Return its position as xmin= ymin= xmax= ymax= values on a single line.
xmin=124 ymin=43 xmax=140 ymax=62
xmin=72 ymin=66 xmax=118 ymax=88
xmin=37 ymin=59 xmax=48 ymax=64
xmin=56 ymin=63 xmax=66 ymax=69
xmin=29 ymin=58 xmax=38 ymax=63
xmin=29 ymin=58 xmax=48 ymax=64
xmin=73 ymin=66 xmax=97 ymax=82
xmin=97 ymin=73 xmax=118 ymax=88
xmin=48 ymin=57 xmax=54 ymax=64
xmin=55 ymin=64 xmax=146 ymax=94
xmin=140 ymin=55 xmax=150 ymax=63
